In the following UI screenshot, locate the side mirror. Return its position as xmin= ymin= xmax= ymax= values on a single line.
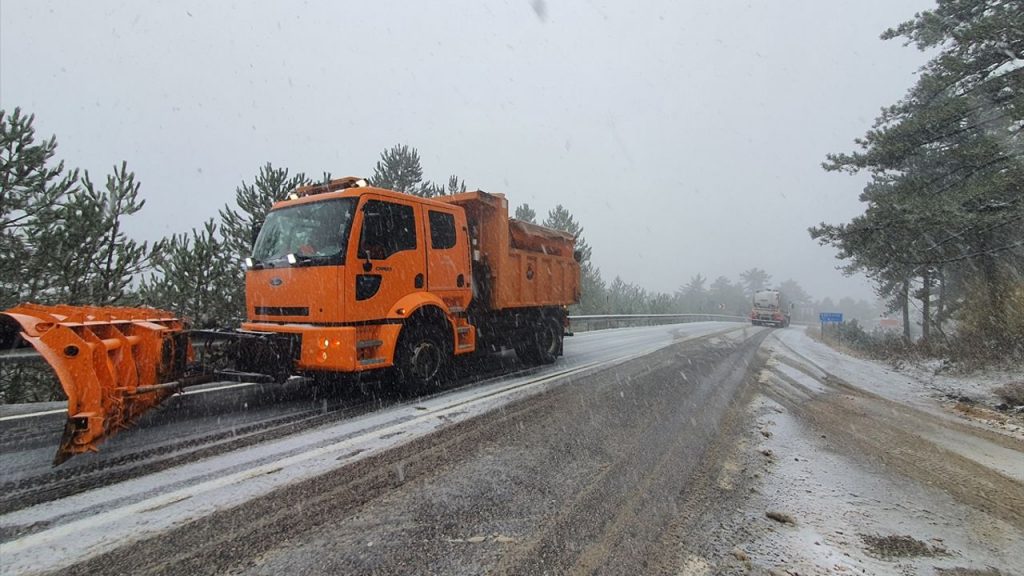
xmin=358 ymin=241 xmax=373 ymax=271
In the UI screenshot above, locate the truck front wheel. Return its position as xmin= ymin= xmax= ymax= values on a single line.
xmin=395 ymin=322 xmax=451 ymax=393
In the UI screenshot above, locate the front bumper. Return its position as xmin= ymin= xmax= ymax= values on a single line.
xmin=240 ymin=322 xmax=399 ymax=373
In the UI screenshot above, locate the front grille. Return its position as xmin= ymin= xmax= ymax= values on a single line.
xmin=254 ymin=306 xmax=310 ymax=317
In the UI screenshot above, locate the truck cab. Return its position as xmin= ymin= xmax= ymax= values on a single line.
xmin=241 ymin=177 xmax=476 ymax=379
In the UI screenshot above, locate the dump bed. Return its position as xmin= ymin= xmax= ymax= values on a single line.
xmin=440 ymin=191 xmax=580 ymax=311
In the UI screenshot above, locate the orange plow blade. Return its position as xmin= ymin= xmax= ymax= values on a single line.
xmin=1 ymin=303 xmax=192 ymax=464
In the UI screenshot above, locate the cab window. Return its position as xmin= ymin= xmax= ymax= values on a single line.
xmin=429 ymin=210 xmax=457 ymax=250
xmin=358 ymin=199 xmax=417 ymax=260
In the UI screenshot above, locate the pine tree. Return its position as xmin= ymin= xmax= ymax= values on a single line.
xmin=0 ymin=108 xmax=78 ymax=308
xmin=418 ymin=180 xmax=445 ymax=198
xmin=369 ymin=144 xmax=465 ymax=198
xmin=578 ymin=266 xmax=608 ymax=314
xmin=219 ymin=163 xmax=310 ymax=262
xmin=35 ymin=162 xmax=153 ymax=305
xmin=708 ymin=276 xmax=748 ymax=316
xmin=371 ymin=144 xmax=425 ymax=194
xmin=514 ymin=203 xmax=537 ymax=223
xmin=446 ymin=174 xmax=467 ymax=195
xmin=140 ymin=220 xmax=239 ymax=328
xmin=676 ymin=274 xmax=708 ymax=312
xmin=811 ymin=0 xmax=1023 ymax=352
xmin=740 ymin=268 xmax=771 ymax=298
xmin=213 ymin=163 xmax=310 ymax=321
xmin=543 ymin=205 xmax=592 ymax=265
xmin=542 ymin=204 xmax=605 ymax=313
xmin=1 ymin=110 xmax=155 ymax=401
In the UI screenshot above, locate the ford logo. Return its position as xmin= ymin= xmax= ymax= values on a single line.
xmin=269 ymin=278 xmax=283 ymax=287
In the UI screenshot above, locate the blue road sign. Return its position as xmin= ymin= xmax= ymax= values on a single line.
xmin=819 ymin=312 xmax=843 ymax=323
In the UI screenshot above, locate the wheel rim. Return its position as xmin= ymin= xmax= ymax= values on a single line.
xmin=409 ymin=340 xmax=441 ymax=381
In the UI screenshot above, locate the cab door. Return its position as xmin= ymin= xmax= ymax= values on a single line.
xmin=424 ymin=207 xmax=471 ymax=303
xmin=345 ymin=195 xmax=426 ymax=322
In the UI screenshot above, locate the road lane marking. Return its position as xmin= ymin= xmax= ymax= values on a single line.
xmin=0 ymin=382 xmax=264 ymax=423
xmin=0 ymin=408 xmax=67 ymax=422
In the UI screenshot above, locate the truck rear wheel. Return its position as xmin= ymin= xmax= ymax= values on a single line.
xmin=395 ymin=322 xmax=451 ymax=393
xmin=515 ymin=317 xmax=562 ymax=366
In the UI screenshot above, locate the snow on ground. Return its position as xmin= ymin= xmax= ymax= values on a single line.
xmin=903 ymin=358 xmax=1023 ymax=408
xmin=714 ymin=327 xmax=1024 ymax=575
xmin=772 ymin=328 xmax=1024 ymax=439
xmin=0 ymin=322 xmax=741 ymax=576
xmin=740 ymin=395 xmax=1024 ymax=576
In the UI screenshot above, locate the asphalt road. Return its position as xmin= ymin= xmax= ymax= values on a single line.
xmin=8 ymin=323 xmax=1015 ymax=575
xmin=1 ymin=321 xmax=757 ymax=575
xmin=23 ymin=323 xmax=768 ymax=575
xmin=0 ymin=322 xmax=735 ymax=505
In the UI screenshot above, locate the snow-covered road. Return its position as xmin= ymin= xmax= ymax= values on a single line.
xmin=0 ymin=321 xmax=744 ymax=575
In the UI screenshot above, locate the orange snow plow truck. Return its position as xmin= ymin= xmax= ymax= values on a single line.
xmin=1 ymin=177 xmax=580 ymax=463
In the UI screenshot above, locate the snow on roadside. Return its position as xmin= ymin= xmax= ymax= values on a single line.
xmin=738 ymin=396 xmax=1024 ymax=576
xmin=770 ymin=328 xmax=1024 ymax=438
xmin=902 ymin=358 xmax=1023 ymax=408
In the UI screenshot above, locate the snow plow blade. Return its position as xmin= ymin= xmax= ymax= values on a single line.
xmin=1 ymin=303 xmax=192 ymax=465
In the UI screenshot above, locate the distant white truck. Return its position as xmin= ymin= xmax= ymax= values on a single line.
xmin=750 ymin=289 xmax=791 ymax=328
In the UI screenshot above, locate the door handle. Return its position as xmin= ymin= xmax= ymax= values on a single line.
xmin=415 ymin=274 xmax=424 ymax=289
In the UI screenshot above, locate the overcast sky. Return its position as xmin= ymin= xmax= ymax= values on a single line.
xmin=1 ymin=0 xmax=934 ymax=302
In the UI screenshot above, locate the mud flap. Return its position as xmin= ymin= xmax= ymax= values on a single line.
xmin=1 ymin=303 xmax=191 ymax=465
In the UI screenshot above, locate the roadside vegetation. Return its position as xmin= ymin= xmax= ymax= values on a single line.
xmin=810 ymin=0 xmax=1023 ymax=366
xmin=1 ymin=109 xmax=875 ymax=403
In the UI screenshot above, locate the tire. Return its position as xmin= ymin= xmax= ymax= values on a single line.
xmin=515 ymin=317 xmax=562 ymax=366
xmin=394 ymin=322 xmax=451 ymax=393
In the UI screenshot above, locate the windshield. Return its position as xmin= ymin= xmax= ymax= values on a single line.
xmin=251 ymin=197 xmax=356 ymax=265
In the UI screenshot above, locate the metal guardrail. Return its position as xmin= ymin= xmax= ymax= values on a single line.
xmin=0 ymin=348 xmax=44 ymax=363
xmin=1 ymin=314 xmax=751 ymax=363
xmin=568 ymin=313 xmax=749 ymax=333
